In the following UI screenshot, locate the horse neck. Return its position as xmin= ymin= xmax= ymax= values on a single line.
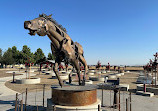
xmin=46 ymin=21 xmax=64 ymax=41
xmin=45 ymin=22 xmax=62 ymax=49
xmin=46 ymin=21 xmax=72 ymax=50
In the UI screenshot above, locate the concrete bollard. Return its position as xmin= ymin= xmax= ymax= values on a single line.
xmin=104 ymin=77 xmax=108 ymax=83
xmin=13 ymin=72 xmax=15 ymax=83
xmin=69 ymin=74 xmax=72 ymax=84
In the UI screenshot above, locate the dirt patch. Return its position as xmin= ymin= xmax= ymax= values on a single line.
xmin=146 ymin=85 xmax=158 ymax=88
xmin=4 ymin=69 xmax=141 ymax=94
xmin=0 ymin=70 xmax=22 ymax=78
xmin=88 ymin=66 xmax=144 ymax=71
xmin=119 ymin=72 xmax=139 ymax=89
xmin=5 ymin=73 xmax=58 ymax=93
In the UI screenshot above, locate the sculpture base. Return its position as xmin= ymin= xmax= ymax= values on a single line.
xmin=65 ymin=80 xmax=93 ymax=85
xmin=51 ymin=85 xmax=98 ymax=106
xmin=16 ymin=78 xmax=40 ymax=84
xmin=47 ymin=98 xmax=101 ymax=111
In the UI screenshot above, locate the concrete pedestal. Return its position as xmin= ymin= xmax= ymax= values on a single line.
xmin=136 ymin=91 xmax=154 ymax=97
xmin=16 ymin=78 xmax=40 ymax=84
xmin=47 ymin=98 xmax=101 ymax=111
xmin=47 ymin=85 xmax=101 ymax=111
xmin=66 ymin=80 xmax=93 ymax=85
xmin=89 ymin=76 xmax=98 ymax=81
xmin=29 ymin=70 xmax=35 ymax=72
xmin=89 ymin=70 xmax=95 ymax=73
xmin=116 ymin=73 xmax=121 ymax=77
xmin=102 ymin=71 xmax=106 ymax=74
xmin=98 ymin=77 xmax=105 ymax=82
xmin=46 ymin=71 xmax=52 ymax=75
xmin=88 ymin=72 xmax=94 ymax=76
xmin=118 ymin=84 xmax=129 ymax=91
xmin=120 ymin=73 xmax=124 ymax=76
xmin=108 ymin=74 xmax=116 ymax=79
xmin=59 ymin=74 xmax=68 ymax=80
xmin=6 ymin=71 xmax=18 ymax=73
xmin=96 ymin=72 xmax=101 ymax=74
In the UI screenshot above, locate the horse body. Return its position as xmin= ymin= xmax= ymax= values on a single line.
xmin=24 ymin=14 xmax=87 ymax=87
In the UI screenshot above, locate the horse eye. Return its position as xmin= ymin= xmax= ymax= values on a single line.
xmin=41 ymin=19 xmax=44 ymax=21
xmin=43 ymin=19 xmax=46 ymax=22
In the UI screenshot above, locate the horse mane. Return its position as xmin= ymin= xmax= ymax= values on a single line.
xmin=39 ymin=13 xmax=67 ymax=33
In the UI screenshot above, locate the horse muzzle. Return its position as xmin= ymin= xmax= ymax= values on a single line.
xmin=24 ymin=21 xmax=31 ymax=29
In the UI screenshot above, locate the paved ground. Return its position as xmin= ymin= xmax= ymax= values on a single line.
xmin=0 ymin=69 xmax=158 ymax=111
xmin=0 ymin=90 xmax=48 ymax=111
xmin=4 ymin=70 xmax=140 ymax=93
xmin=0 ymin=89 xmax=158 ymax=111
xmin=0 ymin=71 xmax=36 ymax=97
xmin=98 ymin=90 xmax=158 ymax=111
xmin=0 ymin=69 xmax=22 ymax=78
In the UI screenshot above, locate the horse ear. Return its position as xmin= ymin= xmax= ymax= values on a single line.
xmin=48 ymin=14 xmax=52 ymax=18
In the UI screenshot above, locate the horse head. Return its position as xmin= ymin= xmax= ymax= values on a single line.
xmin=24 ymin=14 xmax=51 ymax=36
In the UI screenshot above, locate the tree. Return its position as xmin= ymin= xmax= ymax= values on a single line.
xmin=2 ymin=48 xmax=14 ymax=65
xmin=22 ymin=45 xmax=35 ymax=64
xmin=34 ymin=48 xmax=45 ymax=64
xmin=16 ymin=51 xmax=24 ymax=64
xmin=12 ymin=46 xmax=19 ymax=64
xmin=0 ymin=48 xmax=2 ymax=63
xmin=47 ymin=52 xmax=55 ymax=60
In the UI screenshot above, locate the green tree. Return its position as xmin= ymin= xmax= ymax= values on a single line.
xmin=34 ymin=48 xmax=45 ymax=64
xmin=16 ymin=51 xmax=24 ymax=64
xmin=2 ymin=48 xmax=14 ymax=65
xmin=0 ymin=48 xmax=2 ymax=68
xmin=47 ymin=52 xmax=55 ymax=60
xmin=12 ymin=46 xmax=19 ymax=64
xmin=0 ymin=48 xmax=2 ymax=63
xmin=22 ymin=45 xmax=35 ymax=64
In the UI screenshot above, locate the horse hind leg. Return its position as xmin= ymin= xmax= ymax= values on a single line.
xmin=79 ymin=55 xmax=88 ymax=81
xmin=72 ymin=60 xmax=81 ymax=85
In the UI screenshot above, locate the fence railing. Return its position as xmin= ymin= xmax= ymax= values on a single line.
xmin=14 ymin=84 xmax=47 ymax=111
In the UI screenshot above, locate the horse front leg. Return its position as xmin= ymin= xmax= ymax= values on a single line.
xmin=53 ymin=62 xmax=63 ymax=87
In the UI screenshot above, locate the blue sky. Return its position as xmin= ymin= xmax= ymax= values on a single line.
xmin=0 ymin=0 xmax=158 ymax=65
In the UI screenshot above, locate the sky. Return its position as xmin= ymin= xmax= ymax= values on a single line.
xmin=0 ymin=0 xmax=158 ymax=65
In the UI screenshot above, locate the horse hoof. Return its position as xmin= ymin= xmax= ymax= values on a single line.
xmin=82 ymin=82 xmax=85 ymax=86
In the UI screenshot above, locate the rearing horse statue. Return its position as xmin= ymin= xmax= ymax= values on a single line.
xmin=24 ymin=14 xmax=88 ymax=87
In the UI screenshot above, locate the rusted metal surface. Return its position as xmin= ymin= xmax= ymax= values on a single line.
xmin=24 ymin=14 xmax=88 ymax=87
xmin=51 ymin=85 xmax=97 ymax=106
xmin=51 ymin=85 xmax=98 ymax=91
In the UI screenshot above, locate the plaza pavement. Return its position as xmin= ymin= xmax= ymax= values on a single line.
xmin=0 ymin=71 xmax=36 ymax=97
xmin=0 ymin=71 xmax=158 ymax=111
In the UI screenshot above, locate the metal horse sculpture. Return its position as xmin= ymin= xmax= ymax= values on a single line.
xmin=24 ymin=14 xmax=88 ymax=87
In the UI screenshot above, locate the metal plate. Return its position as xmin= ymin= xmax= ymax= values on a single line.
xmin=51 ymin=84 xmax=98 ymax=91
xmin=51 ymin=85 xmax=97 ymax=106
